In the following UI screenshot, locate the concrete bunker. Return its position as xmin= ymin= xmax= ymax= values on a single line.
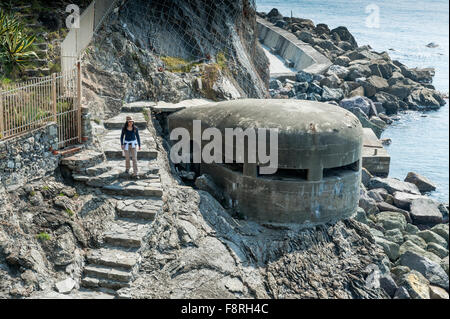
xmin=168 ymin=99 xmax=364 ymax=225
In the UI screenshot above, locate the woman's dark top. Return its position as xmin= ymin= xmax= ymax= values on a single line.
xmin=120 ymin=126 xmax=141 ymax=147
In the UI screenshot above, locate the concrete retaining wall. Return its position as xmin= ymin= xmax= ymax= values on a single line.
xmin=0 ymin=123 xmax=59 ymax=191
xmin=257 ymin=17 xmax=332 ymax=75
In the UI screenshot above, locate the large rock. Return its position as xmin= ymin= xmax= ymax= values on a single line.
xmin=385 ymin=228 xmax=404 ymax=246
xmin=431 ymin=224 xmax=449 ymax=243
xmin=373 ymin=92 xmax=401 ymax=115
xmin=379 ymin=274 xmax=398 ymax=298
xmin=326 ymin=65 xmax=349 ymax=79
xmin=296 ymin=71 xmax=314 ymax=83
xmin=347 ymin=65 xmax=372 ymax=81
xmin=377 ymin=202 xmax=411 ymax=223
xmin=418 ymin=230 xmax=448 ymax=249
xmin=404 ymin=172 xmax=437 ymax=193
xmin=397 ymin=271 xmax=430 ymax=299
xmin=429 ymin=285 xmax=449 ymax=299
xmin=349 ymin=107 xmax=384 ymax=138
xmin=404 ymin=235 xmax=427 ymax=250
xmin=406 ymin=88 xmax=446 ymax=110
xmin=330 ymin=26 xmax=358 ymax=49
xmin=399 ymin=251 xmax=449 ymax=289
xmin=393 ymin=192 xmax=428 ymax=210
xmin=427 ymin=243 xmax=448 ymax=259
xmin=339 ymin=96 xmax=372 ymax=115
xmin=368 ymin=177 xmax=421 ymax=195
xmin=321 ymin=86 xmax=344 ymax=101
xmin=55 ymin=278 xmax=76 ymax=294
xmin=374 ymin=236 xmax=400 ymax=261
xmin=376 ymin=211 xmax=407 ymax=231
xmin=399 ymin=240 xmax=442 ymax=264
xmin=359 ymin=190 xmax=379 ymax=215
xmin=410 ymin=198 xmax=443 ymax=226
xmin=393 ymin=286 xmax=411 ymax=299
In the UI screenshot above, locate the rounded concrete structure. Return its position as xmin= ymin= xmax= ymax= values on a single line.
xmin=168 ymin=99 xmax=364 ymax=225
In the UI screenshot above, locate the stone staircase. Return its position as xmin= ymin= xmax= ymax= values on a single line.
xmin=12 ymin=4 xmax=51 ymax=78
xmin=61 ymin=102 xmax=163 ymax=294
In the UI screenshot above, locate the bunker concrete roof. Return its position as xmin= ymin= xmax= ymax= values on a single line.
xmin=168 ymin=99 xmax=364 ymax=170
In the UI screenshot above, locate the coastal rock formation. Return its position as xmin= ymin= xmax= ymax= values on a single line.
xmin=258 ymin=9 xmax=447 ymax=137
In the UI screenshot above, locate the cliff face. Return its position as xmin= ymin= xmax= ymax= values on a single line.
xmin=82 ymin=0 xmax=269 ymax=119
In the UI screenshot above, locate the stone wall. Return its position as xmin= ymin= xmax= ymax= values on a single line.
xmin=0 ymin=123 xmax=59 ymax=192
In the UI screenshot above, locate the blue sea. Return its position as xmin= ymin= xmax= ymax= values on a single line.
xmin=256 ymin=0 xmax=449 ymax=202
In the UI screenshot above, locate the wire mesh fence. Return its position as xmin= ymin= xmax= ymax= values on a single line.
xmin=114 ymin=0 xmax=260 ymax=95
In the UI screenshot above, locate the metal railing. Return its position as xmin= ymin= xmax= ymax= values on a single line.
xmin=0 ymin=63 xmax=81 ymax=149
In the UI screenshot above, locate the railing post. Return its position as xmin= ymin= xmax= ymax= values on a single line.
xmin=77 ymin=61 xmax=82 ymax=143
xmin=52 ymin=73 xmax=57 ymax=123
xmin=0 ymin=94 xmax=4 ymax=139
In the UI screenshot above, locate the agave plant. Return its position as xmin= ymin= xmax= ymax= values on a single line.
xmin=0 ymin=9 xmax=37 ymax=79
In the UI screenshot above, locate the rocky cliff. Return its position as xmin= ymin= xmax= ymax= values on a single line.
xmin=82 ymin=0 xmax=269 ymax=121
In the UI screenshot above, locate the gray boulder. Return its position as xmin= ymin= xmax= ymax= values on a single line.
xmin=399 ymin=251 xmax=449 ymax=289
xmin=399 ymin=240 xmax=442 ymax=264
xmin=393 ymin=191 xmax=428 ymax=210
xmin=339 ymin=96 xmax=372 ymax=115
xmin=404 ymin=172 xmax=437 ymax=193
xmin=397 ymin=271 xmax=430 ymax=299
xmin=379 ymin=274 xmax=398 ymax=298
xmin=296 ymin=71 xmax=314 ymax=83
xmin=326 ymin=65 xmax=349 ymax=79
xmin=376 ymin=202 xmax=411 ymax=223
xmin=418 ymin=230 xmax=448 ymax=249
xmin=429 ymin=285 xmax=449 ymax=299
xmin=373 ymin=91 xmax=401 ymax=115
xmin=406 ymin=88 xmax=446 ymax=110
xmin=410 ymin=198 xmax=443 ymax=225
xmin=431 ymin=224 xmax=449 ymax=243
xmin=376 ymin=211 xmax=407 ymax=231
xmin=374 ymin=236 xmax=400 ymax=261
xmin=368 ymin=177 xmax=421 ymax=195
xmin=321 ymin=86 xmax=344 ymax=101
xmin=427 ymin=243 xmax=448 ymax=259
xmin=55 ymin=278 xmax=76 ymax=294
xmin=393 ymin=286 xmax=411 ymax=299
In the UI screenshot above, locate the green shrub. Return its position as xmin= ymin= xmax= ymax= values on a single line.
xmin=0 ymin=9 xmax=38 ymax=79
xmin=36 ymin=232 xmax=51 ymax=241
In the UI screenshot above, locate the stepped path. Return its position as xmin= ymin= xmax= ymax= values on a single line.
xmin=61 ymin=102 xmax=163 ymax=296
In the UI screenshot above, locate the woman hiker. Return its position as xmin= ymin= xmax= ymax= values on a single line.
xmin=120 ymin=116 xmax=141 ymax=178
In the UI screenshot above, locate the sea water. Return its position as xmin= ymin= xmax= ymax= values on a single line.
xmin=256 ymin=0 xmax=449 ymax=202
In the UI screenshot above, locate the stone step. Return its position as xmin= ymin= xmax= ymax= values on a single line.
xmin=121 ymin=101 xmax=156 ymax=113
xmin=86 ymin=247 xmax=139 ymax=270
xmin=104 ymin=113 xmax=147 ymax=130
xmin=103 ymin=181 xmax=163 ymax=197
xmin=81 ymin=159 xmax=159 ymax=177
xmin=103 ymin=233 xmax=143 ymax=248
xmin=105 ymin=149 xmax=158 ymax=160
xmin=61 ymin=150 xmax=105 ymax=170
xmin=116 ymin=198 xmax=163 ymax=220
xmin=102 ymin=128 xmax=157 ymax=160
xmin=84 ymin=264 xmax=132 ymax=283
xmin=81 ymin=276 xmax=130 ymax=290
xmin=103 ymin=218 xmax=151 ymax=248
